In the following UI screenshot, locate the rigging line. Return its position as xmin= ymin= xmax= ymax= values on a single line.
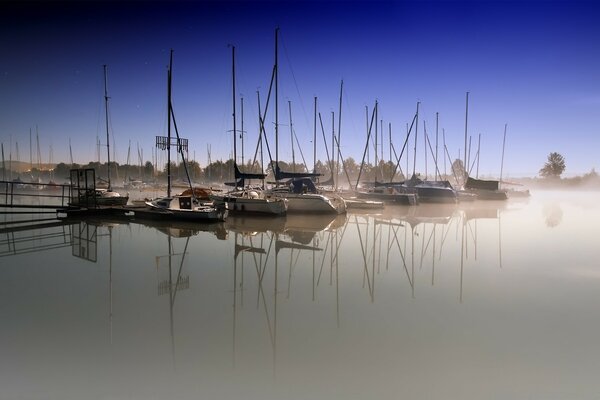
xmin=424 ymin=127 xmax=444 ymax=181
xmin=389 ymin=222 xmax=413 ymax=288
xmin=279 ymin=31 xmax=311 ymax=138
xmin=332 ymin=133 xmax=354 ymax=190
xmin=318 ymin=112 xmax=334 ymax=175
xmin=342 ymin=86 xmax=360 ymax=149
xmin=316 ymin=233 xmax=332 ymax=286
xmin=171 ymin=236 xmax=191 ymax=305
xmin=292 ymin=128 xmax=310 ymax=172
xmin=419 ymin=225 xmax=436 ymax=268
xmin=354 ymin=215 xmax=374 ymax=297
xmin=330 ymin=216 xmax=350 ymax=265
xmin=169 ymin=105 xmax=194 ymax=195
xmin=389 ymin=112 xmax=416 ymax=182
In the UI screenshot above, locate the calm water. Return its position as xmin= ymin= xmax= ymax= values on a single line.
xmin=2 ymin=190 xmax=600 ymax=400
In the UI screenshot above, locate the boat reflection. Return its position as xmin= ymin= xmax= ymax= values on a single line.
xmin=225 ymin=212 xmax=346 ymax=243
xmin=136 ymin=218 xmax=228 ymax=239
xmin=228 ymin=211 xmax=348 ymax=372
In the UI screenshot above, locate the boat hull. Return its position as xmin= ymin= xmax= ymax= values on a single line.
xmin=355 ymin=191 xmax=418 ymax=205
xmin=211 ymin=193 xmax=287 ymax=216
xmin=272 ymin=192 xmax=346 ymax=214
xmin=466 ymin=189 xmax=508 ymax=201
xmin=143 ymin=196 xmax=228 ymax=222
xmin=412 ymin=186 xmax=457 ymax=204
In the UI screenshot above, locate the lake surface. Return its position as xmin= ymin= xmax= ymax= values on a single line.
xmin=2 ymin=190 xmax=599 ymax=400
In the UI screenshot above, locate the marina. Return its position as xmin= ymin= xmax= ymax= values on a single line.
xmin=3 ymin=1 xmax=600 ymax=398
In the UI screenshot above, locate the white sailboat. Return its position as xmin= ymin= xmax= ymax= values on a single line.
xmin=144 ymin=50 xmax=227 ymax=222
xmin=210 ymin=45 xmax=287 ymax=216
xmin=266 ymin=29 xmax=346 ymax=214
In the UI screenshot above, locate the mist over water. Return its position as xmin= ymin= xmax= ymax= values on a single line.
xmin=2 ymin=190 xmax=600 ymax=399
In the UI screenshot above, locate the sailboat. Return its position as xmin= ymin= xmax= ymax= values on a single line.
xmin=71 ymin=65 xmax=128 ymax=207
xmin=403 ymin=103 xmax=457 ymax=203
xmin=266 ymin=28 xmax=346 ymax=214
xmin=144 ymin=50 xmax=227 ymax=222
xmin=459 ymin=93 xmax=507 ymax=201
xmin=209 ymin=45 xmax=287 ymax=216
xmin=354 ymin=101 xmax=418 ymax=205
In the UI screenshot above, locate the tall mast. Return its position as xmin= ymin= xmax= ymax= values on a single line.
xmin=103 ymin=65 xmax=112 ymax=190
xmin=412 ymin=102 xmax=419 ymax=177
xmin=167 ymin=50 xmax=173 ymax=197
xmin=313 ymin=96 xmax=317 ymax=173
xmin=365 ymin=106 xmax=369 ymax=166
xmin=257 ymin=90 xmax=265 ymax=180
xmin=380 ymin=119 xmax=384 ymax=171
xmin=374 ymin=101 xmax=378 ymax=181
xmin=69 ymin=137 xmax=73 ymax=165
xmin=240 ymin=96 xmax=244 ymax=166
xmin=464 ymin=91 xmax=469 ymax=182
xmin=36 ymin=126 xmax=41 ymax=175
xmin=500 ymin=123 xmax=507 ymax=185
xmin=1 ymin=143 xmax=5 ymax=181
xmin=388 ymin=122 xmax=392 ymax=181
xmin=231 ymin=45 xmax=237 ymax=165
xmin=442 ymin=128 xmax=447 ymax=177
xmin=435 ymin=112 xmax=439 ymax=181
xmin=336 ymin=80 xmax=343 ymax=190
xmin=29 ymin=128 xmax=32 ymax=172
xmin=288 ymin=100 xmax=295 ymax=172
xmin=274 ymin=28 xmax=279 ymax=181
xmin=331 ymin=111 xmax=335 ymax=176
xmin=424 ymin=121 xmax=427 ymax=179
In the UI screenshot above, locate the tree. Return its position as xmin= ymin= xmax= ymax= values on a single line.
xmin=539 ymin=152 xmax=566 ymax=178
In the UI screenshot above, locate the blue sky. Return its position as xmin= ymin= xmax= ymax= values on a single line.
xmin=1 ymin=0 xmax=599 ymax=177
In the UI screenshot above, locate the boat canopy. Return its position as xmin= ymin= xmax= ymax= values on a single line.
xmin=234 ymin=163 xmax=266 ymax=180
xmin=274 ymin=162 xmax=322 ymax=181
xmin=290 ymin=178 xmax=319 ymax=194
xmin=464 ymin=177 xmax=500 ymax=191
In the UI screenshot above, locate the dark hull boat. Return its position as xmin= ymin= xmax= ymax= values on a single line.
xmin=463 ymin=177 xmax=508 ymax=201
xmin=405 ymin=176 xmax=457 ymax=204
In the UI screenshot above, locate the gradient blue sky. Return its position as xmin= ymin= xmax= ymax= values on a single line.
xmin=1 ymin=0 xmax=599 ymax=177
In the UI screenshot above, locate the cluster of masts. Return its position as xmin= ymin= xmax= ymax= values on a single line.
xmin=26 ymin=28 xmax=522 ymax=224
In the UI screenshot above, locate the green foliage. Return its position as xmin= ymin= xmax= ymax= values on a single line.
xmin=539 ymin=152 xmax=566 ymax=178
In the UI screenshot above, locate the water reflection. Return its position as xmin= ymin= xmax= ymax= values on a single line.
xmin=5 ymin=193 xmax=600 ymax=399
xmin=542 ymin=202 xmax=563 ymax=227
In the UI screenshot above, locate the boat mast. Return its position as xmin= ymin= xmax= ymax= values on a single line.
xmin=240 ymin=96 xmax=244 ymax=166
xmin=231 ymin=45 xmax=237 ymax=167
xmin=336 ymin=80 xmax=343 ymax=190
xmin=1 ymin=143 xmax=5 ymax=181
xmin=167 ymin=50 xmax=173 ymax=197
xmin=288 ymin=100 xmax=295 ymax=172
xmin=435 ymin=112 xmax=439 ymax=181
xmin=463 ymin=91 xmax=469 ymax=183
xmin=412 ymin=102 xmax=419 ymax=178
xmin=374 ymin=101 xmax=378 ymax=182
xmin=274 ymin=28 xmax=279 ymax=185
xmin=500 ymin=123 xmax=507 ymax=186
xmin=388 ymin=122 xmax=392 ymax=181
xmin=313 ymin=96 xmax=317 ymax=174
xmin=29 ymin=128 xmax=32 ymax=172
xmin=257 ymin=90 xmax=265 ymax=185
xmin=103 ymin=65 xmax=112 ymax=190
xmin=331 ymin=111 xmax=335 ymax=178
